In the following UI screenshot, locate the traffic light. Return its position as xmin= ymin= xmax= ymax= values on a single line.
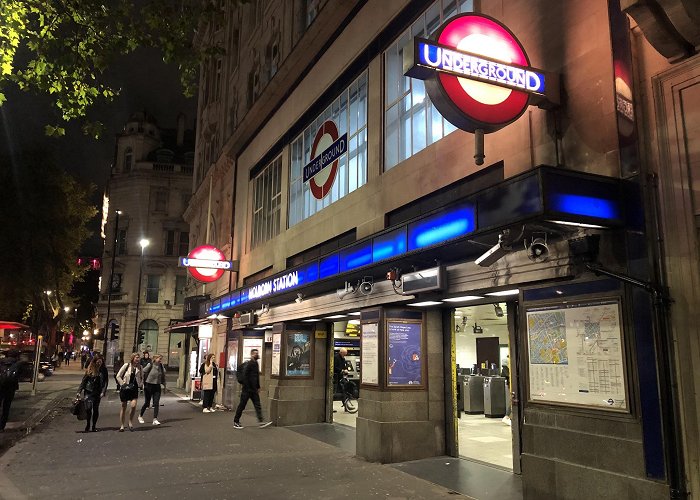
xmin=137 ymin=329 xmax=145 ymax=346
xmin=110 ymin=323 xmax=120 ymax=340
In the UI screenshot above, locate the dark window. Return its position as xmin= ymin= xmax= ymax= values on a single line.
xmin=165 ymin=230 xmax=175 ymax=256
xmin=154 ymin=191 xmax=167 ymax=212
xmin=117 ymin=229 xmax=127 ymax=255
xmin=178 ymin=232 xmax=189 ymax=256
xmin=123 ymin=148 xmax=132 ymax=172
xmin=146 ymin=275 xmax=160 ymax=303
xmin=175 ymin=275 xmax=187 ymax=305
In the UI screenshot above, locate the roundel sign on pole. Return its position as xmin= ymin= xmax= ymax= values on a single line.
xmin=180 ymin=245 xmax=232 ymax=283
xmin=303 ymin=120 xmax=347 ymax=200
xmin=404 ymin=14 xmax=556 ymax=134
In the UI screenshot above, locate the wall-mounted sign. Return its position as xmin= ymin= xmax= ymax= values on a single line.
xmin=285 ymin=332 xmax=312 ymax=377
xmin=361 ymin=323 xmax=379 ymax=386
xmin=180 ymin=245 xmax=237 ymax=283
xmin=404 ymin=13 xmax=556 ymax=134
xmin=387 ymin=321 xmax=423 ymax=386
xmin=303 ymin=120 xmax=347 ymax=199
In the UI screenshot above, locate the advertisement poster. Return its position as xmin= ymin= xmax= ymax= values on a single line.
xmin=286 ymin=332 xmax=312 ymax=377
xmin=271 ymin=333 xmax=281 ymax=376
xmin=242 ymin=337 xmax=263 ymax=373
xmin=361 ymin=323 xmax=378 ymax=385
xmin=226 ymin=340 xmax=238 ymax=374
xmin=387 ymin=322 xmax=422 ymax=386
xmin=527 ymin=300 xmax=627 ymax=410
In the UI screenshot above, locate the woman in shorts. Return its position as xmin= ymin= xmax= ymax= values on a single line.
xmin=116 ymin=352 xmax=144 ymax=432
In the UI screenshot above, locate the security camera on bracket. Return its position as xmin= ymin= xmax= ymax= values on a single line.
xmin=336 ymin=281 xmax=357 ymax=300
xmin=475 ymin=233 xmax=511 ymax=267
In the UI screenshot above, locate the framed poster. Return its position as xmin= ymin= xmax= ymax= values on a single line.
xmin=242 ymin=337 xmax=263 ymax=373
xmin=271 ymin=333 xmax=281 ymax=376
xmin=360 ymin=323 xmax=379 ymax=385
xmin=285 ymin=331 xmax=312 ymax=377
xmin=386 ymin=321 xmax=424 ymax=386
xmin=526 ymin=299 xmax=628 ymax=411
xmin=226 ymin=340 xmax=238 ymax=373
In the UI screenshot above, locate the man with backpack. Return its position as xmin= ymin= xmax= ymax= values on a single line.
xmin=0 ymin=351 xmax=21 ymax=431
xmin=233 ymin=349 xmax=271 ymax=429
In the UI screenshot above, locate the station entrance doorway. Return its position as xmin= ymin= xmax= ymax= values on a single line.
xmin=330 ymin=318 xmax=361 ymax=428
xmin=453 ymin=301 xmax=520 ymax=471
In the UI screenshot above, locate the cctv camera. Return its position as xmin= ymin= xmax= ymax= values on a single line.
xmin=336 ymin=281 xmax=356 ymax=300
xmin=475 ymin=238 xmax=510 ymax=267
xmin=359 ymin=277 xmax=374 ymax=295
xmin=528 ymin=237 xmax=549 ymax=262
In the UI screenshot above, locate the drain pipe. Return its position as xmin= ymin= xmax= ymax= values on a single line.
xmin=586 ymin=263 xmax=686 ymax=499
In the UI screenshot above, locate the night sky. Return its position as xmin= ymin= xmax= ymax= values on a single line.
xmin=0 ymin=48 xmax=197 ymax=255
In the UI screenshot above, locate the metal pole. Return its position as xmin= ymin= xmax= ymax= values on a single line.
xmin=132 ymin=246 xmax=145 ymax=353
xmin=31 ymin=336 xmax=43 ymax=396
xmin=103 ymin=210 xmax=120 ymax=357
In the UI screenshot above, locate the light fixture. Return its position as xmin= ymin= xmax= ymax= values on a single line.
xmin=64 ymin=306 xmax=71 ymax=312
xmin=549 ymin=220 xmax=606 ymax=229
xmin=408 ymin=301 xmax=443 ymax=307
xmin=494 ymin=304 xmax=504 ymax=317
xmin=139 ymin=238 xmax=150 ymax=249
xmin=336 ymin=281 xmax=357 ymax=299
xmin=486 ymin=289 xmax=519 ymax=297
xmin=324 ymin=315 xmax=347 ymax=319
xmin=475 ymin=233 xmax=510 ymax=267
xmin=359 ymin=276 xmax=374 ymax=295
xmin=348 ymin=312 xmax=361 ymax=316
xmin=302 ymin=318 xmax=320 ymax=322
xmin=443 ymin=295 xmax=483 ymax=302
xmin=295 ymin=293 xmax=304 ymax=304
xmin=207 ymin=313 xmax=228 ymax=321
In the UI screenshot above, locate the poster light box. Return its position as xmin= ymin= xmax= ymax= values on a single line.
xmin=401 ymin=266 xmax=446 ymax=295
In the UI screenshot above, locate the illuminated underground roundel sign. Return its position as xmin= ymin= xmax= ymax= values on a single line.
xmin=180 ymin=245 xmax=231 ymax=283
xmin=303 ymin=120 xmax=347 ymax=200
xmin=405 ymin=14 xmax=549 ymax=134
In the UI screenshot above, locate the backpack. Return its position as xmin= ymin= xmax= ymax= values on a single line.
xmin=236 ymin=361 xmax=249 ymax=384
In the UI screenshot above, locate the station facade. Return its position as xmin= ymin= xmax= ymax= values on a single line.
xmin=184 ymin=1 xmax=700 ymax=498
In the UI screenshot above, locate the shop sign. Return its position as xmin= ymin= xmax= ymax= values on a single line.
xmin=404 ymin=13 xmax=555 ymax=133
xmin=180 ymin=245 xmax=236 ymax=283
xmin=303 ymin=120 xmax=347 ymax=199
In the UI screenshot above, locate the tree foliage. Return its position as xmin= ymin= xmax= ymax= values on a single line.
xmin=0 ymin=0 xmax=225 ymax=137
xmin=0 ymin=149 xmax=97 ymax=336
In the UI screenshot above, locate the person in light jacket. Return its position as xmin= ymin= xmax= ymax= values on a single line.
xmin=138 ymin=354 xmax=166 ymax=425
xmin=116 ymin=352 xmax=144 ymax=432
xmin=199 ymin=353 xmax=218 ymax=413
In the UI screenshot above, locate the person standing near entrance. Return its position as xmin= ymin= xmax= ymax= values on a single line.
xmin=199 ymin=353 xmax=218 ymax=413
xmin=233 ymin=349 xmax=271 ymax=429
xmin=333 ymin=348 xmax=348 ymax=391
xmin=139 ymin=354 xmax=166 ymax=425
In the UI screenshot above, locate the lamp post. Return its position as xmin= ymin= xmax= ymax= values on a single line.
xmin=132 ymin=238 xmax=149 ymax=353
xmin=102 ymin=210 xmax=121 ymax=359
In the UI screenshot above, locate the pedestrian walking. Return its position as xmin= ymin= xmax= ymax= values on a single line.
xmin=92 ymin=352 xmax=109 ymax=396
xmin=80 ymin=351 xmax=88 ymax=369
xmin=0 ymin=351 xmax=21 ymax=432
xmin=138 ymin=354 xmax=166 ymax=426
xmin=116 ymin=352 xmax=144 ymax=432
xmin=199 ymin=353 xmax=218 ymax=413
xmin=64 ymin=351 xmax=71 ymax=366
xmin=140 ymin=351 xmax=151 ymax=368
xmin=233 ymin=349 xmax=271 ymax=429
xmin=113 ymin=353 xmax=124 ymax=391
xmin=77 ymin=357 xmax=104 ymax=432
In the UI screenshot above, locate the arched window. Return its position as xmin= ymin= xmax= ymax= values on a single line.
xmin=138 ymin=319 xmax=158 ymax=352
xmin=123 ymin=147 xmax=133 ymax=172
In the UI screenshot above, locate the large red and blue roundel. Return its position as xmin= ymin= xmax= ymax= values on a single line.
xmin=426 ymin=14 xmax=532 ymax=133
xmin=309 ymin=121 xmax=340 ymax=200
xmin=187 ymin=245 xmax=226 ymax=283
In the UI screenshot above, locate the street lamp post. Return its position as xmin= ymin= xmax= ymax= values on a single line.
xmin=132 ymin=238 xmax=149 ymax=353
xmin=102 ymin=210 xmax=121 ymax=358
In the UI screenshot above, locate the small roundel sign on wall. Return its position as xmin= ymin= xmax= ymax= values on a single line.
xmin=303 ymin=120 xmax=347 ymax=200
xmin=404 ymin=13 xmax=555 ymax=134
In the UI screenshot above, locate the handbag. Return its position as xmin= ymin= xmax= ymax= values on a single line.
xmin=70 ymin=398 xmax=87 ymax=420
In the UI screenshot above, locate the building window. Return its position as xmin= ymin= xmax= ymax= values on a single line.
xmin=117 ymin=229 xmax=127 ymax=255
xmin=178 ymin=231 xmax=189 ymax=256
xmin=165 ymin=230 xmax=175 ymax=256
xmin=289 ymin=70 xmax=368 ymax=227
xmin=110 ymin=273 xmax=122 ymax=292
xmin=138 ymin=319 xmax=158 ymax=351
xmin=383 ymin=0 xmax=473 ymax=171
xmin=146 ymin=275 xmax=160 ymax=303
xmin=251 ymin=156 xmax=282 ymax=249
xmin=153 ymin=190 xmax=168 ymax=213
xmin=123 ymin=147 xmax=132 ymax=172
xmin=175 ymin=275 xmax=187 ymax=305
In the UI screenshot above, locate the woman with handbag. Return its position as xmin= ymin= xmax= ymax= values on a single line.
xmin=116 ymin=352 xmax=144 ymax=432
xmin=199 ymin=353 xmax=218 ymax=413
xmin=76 ymin=357 xmax=104 ymax=432
xmin=138 ymin=353 xmax=166 ymax=425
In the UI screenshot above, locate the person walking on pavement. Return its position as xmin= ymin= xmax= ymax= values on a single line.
xmin=138 ymin=353 xmax=166 ymax=425
xmin=77 ymin=357 xmax=104 ymax=432
xmin=113 ymin=353 xmax=124 ymax=391
xmin=199 ymin=353 xmax=218 ymax=413
xmin=92 ymin=352 xmax=109 ymax=397
xmin=80 ymin=351 xmax=88 ymax=370
xmin=140 ymin=351 xmax=151 ymax=369
xmin=233 ymin=349 xmax=271 ymax=429
xmin=64 ymin=350 xmax=71 ymax=366
xmin=116 ymin=352 xmax=144 ymax=432
xmin=0 ymin=351 xmax=21 ymax=432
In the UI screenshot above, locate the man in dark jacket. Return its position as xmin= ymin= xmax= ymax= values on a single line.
xmin=0 ymin=352 xmax=21 ymax=431
xmin=233 ymin=349 xmax=271 ymax=429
